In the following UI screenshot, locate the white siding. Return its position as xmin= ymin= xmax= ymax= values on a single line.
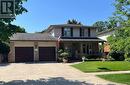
xmin=84 ymin=29 xmax=88 ymax=37
xmin=73 ymin=28 xmax=80 ymax=37
xmin=91 ymin=29 xmax=96 ymax=37
xmin=54 ymin=27 xmax=62 ymax=37
xmin=97 ymin=30 xmax=115 ymax=41
xmin=50 ymin=26 xmax=97 ymax=38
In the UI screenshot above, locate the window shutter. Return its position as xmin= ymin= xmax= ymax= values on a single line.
xmin=82 ymin=28 xmax=84 ymax=36
xmin=88 ymin=28 xmax=91 ymax=37
xmin=80 ymin=28 xmax=82 ymax=36
xmin=62 ymin=27 xmax=64 ymax=36
xmin=71 ymin=27 xmax=73 ymax=37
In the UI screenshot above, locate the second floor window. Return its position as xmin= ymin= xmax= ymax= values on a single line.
xmin=64 ymin=28 xmax=71 ymax=37
xmin=80 ymin=28 xmax=84 ymax=37
xmin=88 ymin=28 xmax=91 ymax=37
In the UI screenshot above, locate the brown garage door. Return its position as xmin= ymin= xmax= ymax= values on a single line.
xmin=39 ymin=47 xmax=56 ymax=61
xmin=15 ymin=47 xmax=34 ymax=62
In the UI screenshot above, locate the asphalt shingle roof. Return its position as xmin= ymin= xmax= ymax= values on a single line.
xmin=46 ymin=24 xmax=98 ymax=33
xmin=50 ymin=24 xmax=98 ymax=28
xmin=10 ymin=33 xmax=57 ymax=41
xmin=10 ymin=33 xmax=105 ymax=42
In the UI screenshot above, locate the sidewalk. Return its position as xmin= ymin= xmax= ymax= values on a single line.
xmin=85 ymin=71 xmax=130 ymax=75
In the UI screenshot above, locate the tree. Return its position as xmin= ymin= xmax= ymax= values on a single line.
xmin=113 ymin=0 xmax=130 ymax=26
xmin=13 ymin=25 xmax=26 ymax=33
xmin=93 ymin=18 xmax=119 ymax=32
xmin=0 ymin=0 xmax=27 ymax=62
xmin=93 ymin=21 xmax=109 ymax=32
xmin=107 ymin=0 xmax=130 ymax=59
xmin=107 ymin=27 xmax=130 ymax=58
xmin=0 ymin=0 xmax=28 ymax=42
xmin=107 ymin=17 xmax=118 ymax=29
xmin=0 ymin=41 xmax=10 ymax=62
xmin=0 ymin=22 xmax=26 ymax=42
xmin=0 ymin=41 xmax=10 ymax=55
xmin=67 ymin=19 xmax=82 ymax=25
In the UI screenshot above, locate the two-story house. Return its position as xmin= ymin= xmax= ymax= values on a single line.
xmin=9 ymin=24 xmax=104 ymax=63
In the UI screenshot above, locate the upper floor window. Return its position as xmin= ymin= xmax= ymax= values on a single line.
xmin=80 ymin=28 xmax=84 ymax=37
xmin=64 ymin=28 xmax=71 ymax=37
xmin=88 ymin=28 xmax=91 ymax=37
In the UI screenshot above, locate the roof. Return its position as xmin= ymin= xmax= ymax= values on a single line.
xmin=61 ymin=37 xmax=100 ymax=39
xmin=46 ymin=24 xmax=98 ymax=32
xmin=10 ymin=33 xmax=57 ymax=41
xmin=50 ymin=24 xmax=98 ymax=28
xmin=60 ymin=38 xmax=105 ymax=42
xmin=97 ymin=29 xmax=115 ymax=36
xmin=60 ymin=37 xmax=105 ymax=42
xmin=10 ymin=33 xmax=105 ymax=42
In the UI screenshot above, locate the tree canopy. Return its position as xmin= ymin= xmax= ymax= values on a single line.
xmin=0 ymin=41 xmax=10 ymax=54
xmin=107 ymin=0 xmax=130 ymax=58
xmin=0 ymin=0 xmax=27 ymax=42
xmin=67 ymin=19 xmax=82 ymax=25
xmin=113 ymin=0 xmax=130 ymax=26
xmin=0 ymin=22 xmax=26 ymax=42
xmin=92 ymin=18 xmax=118 ymax=32
xmin=114 ymin=0 xmax=130 ymax=19
xmin=0 ymin=0 xmax=28 ymax=23
xmin=93 ymin=0 xmax=130 ymax=32
xmin=93 ymin=21 xmax=108 ymax=32
xmin=108 ymin=27 xmax=130 ymax=57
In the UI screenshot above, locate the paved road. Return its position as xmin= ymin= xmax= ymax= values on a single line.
xmin=0 ymin=63 xmax=123 ymax=85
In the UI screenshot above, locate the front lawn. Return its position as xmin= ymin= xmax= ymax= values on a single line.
xmin=71 ymin=61 xmax=130 ymax=72
xmin=97 ymin=74 xmax=130 ymax=85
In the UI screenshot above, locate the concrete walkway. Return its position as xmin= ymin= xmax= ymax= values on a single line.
xmin=0 ymin=63 xmax=125 ymax=85
xmin=85 ymin=71 xmax=130 ymax=75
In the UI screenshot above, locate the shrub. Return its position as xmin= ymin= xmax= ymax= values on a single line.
xmin=0 ymin=41 xmax=10 ymax=54
xmin=60 ymin=52 xmax=69 ymax=59
xmin=85 ymin=55 xmax=102 ymax=59
xmin=0 ymin=41 xmax=10 ymax=62
xmin=109 ymin=51 xmax=125 ymax=61
xmin=125 ymin=58 xmax=130 ymax=62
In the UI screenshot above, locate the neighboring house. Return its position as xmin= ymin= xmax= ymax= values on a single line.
xmin=9 ymin=24 xmax=105 ymax=63
xmin=97 ymin=29 xmax=115 ymax=55
xmin=97 ymin=29 xmax=115 ymax=41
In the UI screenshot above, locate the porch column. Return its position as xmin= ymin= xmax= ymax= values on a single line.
xmin=101 ymin=42 xmax=105 ymax=56
xmin=102 ymin=42 xmax=104 ymax=52
xmin=80 ymin=43 xmax=83 ymax=55
xmin=8 ymin=42 xmax=15 ymax=63
xmin=34 ymin=42 xmax=39 ymax=62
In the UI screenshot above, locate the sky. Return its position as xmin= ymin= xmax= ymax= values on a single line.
xmin=12 ymin=0 xmax=115 ymax=33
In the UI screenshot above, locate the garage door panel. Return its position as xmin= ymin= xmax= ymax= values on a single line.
xmin=15 ymin=47 xmax=34 ymax=62
xmin=39 ymin=47 xmax=56 ymax=61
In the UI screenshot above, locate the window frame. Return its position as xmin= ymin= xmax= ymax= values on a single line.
xmin=63 ymin=27 xmax=71 ymax=37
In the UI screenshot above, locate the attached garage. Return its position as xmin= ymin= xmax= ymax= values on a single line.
xmin=9 ymin=33 xmax=57 ymax=63
xmin=15 ymin=47 xmax=34 ymax=62
xmin=39 ymin=47 xmax=56 ymax=61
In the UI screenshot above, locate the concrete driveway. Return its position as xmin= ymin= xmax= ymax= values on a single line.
xmin=0 ymin=63 xmax=121 ymax=85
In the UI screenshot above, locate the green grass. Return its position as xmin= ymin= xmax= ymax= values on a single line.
xmin=71 ymin=61 xmax=130 ymax=72
xmin=97 ymin=74 xmax=130 ymax=85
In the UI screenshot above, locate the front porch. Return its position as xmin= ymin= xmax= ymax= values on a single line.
xmin=59 ymin=41 xmax=102 ymax=60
